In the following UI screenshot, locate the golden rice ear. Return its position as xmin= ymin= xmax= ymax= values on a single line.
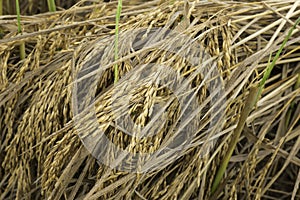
xmin=1 ymin=1 xmax=300 ymax=200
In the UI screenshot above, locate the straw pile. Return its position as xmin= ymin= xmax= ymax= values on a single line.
xmin=0 ymin=0 xmax=300 ymax=199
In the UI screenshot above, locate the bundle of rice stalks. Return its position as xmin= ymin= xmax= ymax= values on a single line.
xmin=0 ymin=0 xmax=299 ymax=199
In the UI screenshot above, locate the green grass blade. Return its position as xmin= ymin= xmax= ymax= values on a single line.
xmin=0 ymin=0 xmax=3 ymax=16
xmin=16 ymin=0 xmax=25 ymax=60
xmin=211 ymin=87 xmax=258 ymax=194
xmin=256 ymin=16 xmax=300 ymax=103
xmin=114 ymin=0 xmax=122 ymax=84
xmin=47 ymin=0 xmax=56 ymax=12
xmin=16 ymin=0 xmax=21 ymax=33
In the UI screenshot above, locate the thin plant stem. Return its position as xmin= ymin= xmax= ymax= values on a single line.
xmin=19 ymin=42 xmax=25 ymax=60
xmin=16 ymin=0 xmax=25 ymax=60
xmin=16 ymin=0 xmax=21 ymax=33
xmin=295 ymin=73 xmax=300 ymax=90
xmin=114 ymin=0 xmax=122 ymax=84
xmin=5 ymin=0 xmax=10 ymax=14
xmin=0 ymin=0 xmax=3 ymax=16
xmin=0 ymin=0 xmax=3 ymax=38
xmin=211 ymin=15 xmax=300 ymax=195
xmin=211 ymin=87 xmax=258 ymax=194
xmin=47 ymin=0 xmax=56 ymax=12
xmin=286 ymin=72 xmax=300 ymax=127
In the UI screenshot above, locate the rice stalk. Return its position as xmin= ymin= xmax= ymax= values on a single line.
xmin=0 ymin=1 xmax=300 ymax=199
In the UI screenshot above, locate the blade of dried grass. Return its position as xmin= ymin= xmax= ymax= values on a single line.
xmin=263 ymin=1 xmax=300 ymax=50
xmin=286 ymin=72 xmax=300 ymax=127
xmin=292 ymin=168 xmax=300 ymax=200
xmin=135 ymin=190 xmax=147 ymax=200
xmin=249 ymin=82 xmax=299 ymax=122
xmin=262 ymin=1 xmax=300 ymax=31
xmin=259 ymin=113 xmax=300 ymax=198
xmin=68 ymin=156 xmax=93 ymax=200
xmin=85 ymin=173 xmax=136 ymax=200
xmin=112 ymin=179 xmax=135 ymax=199
xmin=49 ymin=146 xmax=89 ymax=200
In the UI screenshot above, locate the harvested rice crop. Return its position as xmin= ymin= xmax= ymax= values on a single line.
xmin=0 ymin=0 xmax=300 ymax=199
